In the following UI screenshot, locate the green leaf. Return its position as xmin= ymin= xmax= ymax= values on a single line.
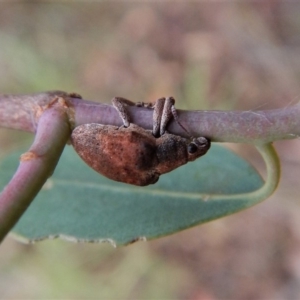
xmin=0 ymin=145 xmax=264 ymax=246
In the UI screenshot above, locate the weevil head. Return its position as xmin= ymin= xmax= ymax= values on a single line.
xmin=155 ymin=134 xmax=211 ymax=174
xmin=187 ymin=137 xmax=211 ymax=162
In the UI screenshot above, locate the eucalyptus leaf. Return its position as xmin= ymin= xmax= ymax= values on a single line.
xmin=0 ymin=145 xmax=264 ymax=245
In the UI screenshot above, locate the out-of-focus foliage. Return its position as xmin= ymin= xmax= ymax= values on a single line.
xmin=1 ymin=2 xmax=299 ymax=109
xmin=1 ymin=2 xmax=300 ymax=299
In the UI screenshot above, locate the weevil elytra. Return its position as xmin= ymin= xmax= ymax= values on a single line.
xmin=71 ymin=97 xmax=210 ymax=186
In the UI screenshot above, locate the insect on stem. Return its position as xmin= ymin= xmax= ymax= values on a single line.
xmin=170 ymin=101 xmax=192 ymax=138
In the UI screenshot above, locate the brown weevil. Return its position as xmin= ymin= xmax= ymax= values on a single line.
xmin=71 ymin=97 xmax=210 ymax=186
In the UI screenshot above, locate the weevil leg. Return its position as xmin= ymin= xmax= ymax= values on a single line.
xmin=111 ymin=97 xmax=135 ymax=127
xmin=113 ymin=95 xmax=188 ymax=136
xmin=153 ymin=97 xmax=175 ymax=137
xmin=152 ymin=97 xmax=166 ymax=137
xmin=160 ymin=97 xmax=176 ymax=136
xmin=112 ymin=97 xmax=154 ymax=127
xmin=153 ymin=96 xmax=191 ymax=137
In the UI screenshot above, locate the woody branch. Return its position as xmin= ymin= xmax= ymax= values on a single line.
xmin=0 ymin=91 xmax=299 ymax=144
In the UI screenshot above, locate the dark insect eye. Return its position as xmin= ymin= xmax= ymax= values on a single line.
xmin=188 ymin=143 xmax=198 ymax=154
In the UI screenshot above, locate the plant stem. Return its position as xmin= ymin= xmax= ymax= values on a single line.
xmin=218 ymin=142 xmax=281 ymax=202
xmin=0 ymin=91 xmax=299 ymax=144
xmin=0 ymin=102 xmax=70 ymax=243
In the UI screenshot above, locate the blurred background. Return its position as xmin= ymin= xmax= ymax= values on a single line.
xmin=1 ymin=1 xmax=300 ymax=299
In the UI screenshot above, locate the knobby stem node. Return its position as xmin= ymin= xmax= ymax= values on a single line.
xmin=0 ymin=98 xmax=72 ymax=243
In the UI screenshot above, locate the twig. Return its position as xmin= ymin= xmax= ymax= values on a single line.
xmin=0 ymin=98 xmax=71 ymax=242
xmin=0 ymin=91 xmax=299 ymax=143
